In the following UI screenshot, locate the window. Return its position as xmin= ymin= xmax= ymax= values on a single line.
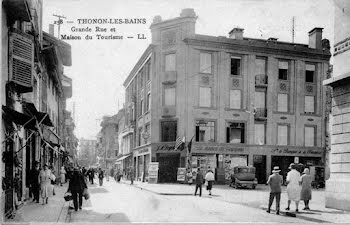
xmin=199 ymin=87 xmax=211 ymax=107
xmin=139 ymin=71 xmax=143 ymax=87
xmin=140 ymin=99 xmax=144 ymax=115
xmin=165 ymin=54 xmax=176 ymax=71
xmin=278 ymin=61 xmax=288 ymax=80
xmin=145 ymin=124 xmax=150 ymax=144
xmin=146 ymin=93 xmax=151 ymax=111
xmin=138 ymin=127 xmax=143 ymax=146
xmin=161 ymin=121 xmax=177 ymax=142
xmin=195 ymin=121 xmax=215 ymax=142
xmin=231 ymin=57 xmax=241 ymax=75
xmin=254 ymin=123 xmax=265 ymax=145
xmin=164 ymin=87 xmax=175 ymax=106
xmin=256 ymin=57 xmax=266 ymax=75
xmin=305 ymin=96 xmax=315 ymax=113
xmin=229 ymin=89 xmax=241 ymax=109
xmin=277 ymin=125 xmax=289 ymax=145
xmin=254 ymin=91 xmax=266 ymax=109
xmin=305 ymin=64 xmax=315 ymax=83
xmin=277 ymin=93 xmax=288 ymax=112
xmin=200 ymin=52 xmax=212 ymax=74
xmin=305 ymin=126 xmax=316 ymax=147
xmin=226 ymin=122 xmax=245 ymax=143
xmin=146 ymin=61 xmax=151 ymax=81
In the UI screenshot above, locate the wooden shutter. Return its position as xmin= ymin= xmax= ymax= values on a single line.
xmin=9 ymin=31 xmax=34 ymax=92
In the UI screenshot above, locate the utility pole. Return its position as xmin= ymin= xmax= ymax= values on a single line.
xmin=292 ymin=16 xmax=295 ymax=43
xmin=53 ymin=14 xmax=66 ymax=38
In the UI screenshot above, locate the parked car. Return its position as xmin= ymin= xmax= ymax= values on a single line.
xmin=230 ymin=166 xmax=258 ymax=189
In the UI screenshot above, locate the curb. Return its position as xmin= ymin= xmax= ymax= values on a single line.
xmin=120 ymin=181 xmax=193 ymax=196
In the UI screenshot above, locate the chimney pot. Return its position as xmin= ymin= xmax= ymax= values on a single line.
xmin=152 ymin=15 xmax=162 ymax=24
xmin=229 ymin=27 xmax=244 ymax=40
xmin=308 ymin=27 xmax=323 ymax=50
xmin=268 ymin=37 xmax=278 ymax=41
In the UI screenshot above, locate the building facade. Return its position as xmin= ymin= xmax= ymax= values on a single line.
xmin=124 ymin=9 xmax=331 ymax=184
xmin=78 ymin=138 xmax=97 ymax=167
xmin=324 ymin=0 xmax=350 ymax=211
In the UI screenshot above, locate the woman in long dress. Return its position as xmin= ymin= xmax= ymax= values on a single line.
xmin=285 ymin=163 xmax=301 ymax=212
xmin=205 ymin=169 xmax=215 ymax=195
xmin=39 ymin=164 xmax=53 ymax=204
xmin=300 ymin=168 xmax=312 ymax=210
xmin=60 ymin=166 xmax=66 ymax=186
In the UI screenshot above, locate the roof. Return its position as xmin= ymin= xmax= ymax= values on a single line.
xmin=184 ymin=34 xmax=331 ymax=60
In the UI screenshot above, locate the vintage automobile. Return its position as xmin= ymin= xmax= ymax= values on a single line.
xmin=229 ymin=166 xmax=258 ymax=189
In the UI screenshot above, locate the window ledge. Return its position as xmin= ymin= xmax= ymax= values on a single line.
xmin=224 ymin=108 xmax=246 ymax=112
xmin=300 ymin=113 xmax=322 ymax=117
xmin=195 ymin=106 xmax=217 ymax=110
xmin=273 ymin=111 xmax=294 ymax=115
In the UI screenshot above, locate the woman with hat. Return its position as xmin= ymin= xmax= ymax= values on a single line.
xmin=39 ymin=164 xmax=53 ymax=204
xmin=285 ymin=163 xmax=301 ymax=212
xmin=300 ymin=168 xmax=312 ymax=210
xmin=266 ymin=166 xmax=283 ymax=215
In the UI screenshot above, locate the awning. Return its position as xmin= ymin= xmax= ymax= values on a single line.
xmin=115 ymin=154 xmax=131 ymax=163
xmin=3 ymin=0 xmax=31 ymax=22
xmin=2 ymin=105 xmax=37 ymax=131
xmin=43 ymin=127 xmax=60 ymax=147
xmin=22 ymin=102 xmax=54 ymax=127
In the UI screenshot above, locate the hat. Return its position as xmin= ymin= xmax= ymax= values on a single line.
xmin=272 ymin=166 xmax=281 ymax=173
xmin=303 ymin=168 xmax=310 ymax=174
xmin=288 ymin=163 xmax=295 ymax=169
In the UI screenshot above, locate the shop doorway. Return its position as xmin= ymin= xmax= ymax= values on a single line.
xmin=271 ymin=156 xmax=294 ymax=183
xmin=157 ymin=153 xmax=180 ymax=183
xmin=253 ymin=155 xmax=266 ymax=184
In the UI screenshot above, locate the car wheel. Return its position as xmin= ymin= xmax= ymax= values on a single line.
xmin=252 ymin=185 xmax=256 ymax=190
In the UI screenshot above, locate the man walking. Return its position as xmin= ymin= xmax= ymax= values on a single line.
xmin=98 ymin=168 xmax=104 ymax=186
xmin=266 ymin=166 xmax=283 ymax=215
xmin=194 ymin=168 xmax=204 ymax=197
xmin=30 ymin=162 xmax=40 ymax=203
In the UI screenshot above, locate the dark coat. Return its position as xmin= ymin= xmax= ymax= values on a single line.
xmin=30 ymin=169 xmax=40 ymax=188
xmin=68 ymin=171 xmax=87 ymax=192
xmin=195 ymin=172 xmax=204 ymax=185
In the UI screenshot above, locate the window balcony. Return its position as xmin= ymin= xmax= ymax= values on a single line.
xmin=254 ymin=108 xmax=267 ymax=120
xmin=162 ymin=71 xmax=177 ymax=84
xmin=255 ymin=74 xmax=268 ymax=87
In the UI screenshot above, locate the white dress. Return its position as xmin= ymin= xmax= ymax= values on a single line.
xmin=286 ymin=169 xmax=301 ymax=201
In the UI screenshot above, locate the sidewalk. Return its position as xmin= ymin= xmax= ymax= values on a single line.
xmin=5 ymin=183 xmax=69 ymax=224
xmin=120 ymin=179 xmax=350 ymax=223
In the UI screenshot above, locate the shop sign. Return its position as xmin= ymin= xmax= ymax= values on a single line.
xmin=177 ymin=168 xmax=186 ymax=182
xmin=272 ymin=148 xmax=322 ymax=155
xmin=148 ymin=162 xmax=159 ymax=182
xmin=193 ymin=145 xmax=244 ymax=153
xmin=218 ymin=155 xmax=223 ymax=162
xmin=137 ymin=148 xmax=150 ymax=155
xmin=154 ymin=144 xmax=183 ymax=152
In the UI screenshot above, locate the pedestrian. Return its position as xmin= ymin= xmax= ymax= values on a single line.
xmin=194 ymin=168 xmax=204 ymax=197
xmin=67 ymin=167 xmax=87 ymax=211
xmin=106 ymin=168 xmax=110 ymax=182
xmin=129 ymin=167 xmax=134 ymax=185
xmin=205 ymin=169 xmax=215 ymax=195
xmin=39 ymin=164 xmax=53 ymax=204
xmin=266 ymin=166 xmax=283 ymax=215
xmin=186 ymin=169 xmax=193 ymax=185
xmin=300 ymin=168 xmax=312 ymax=210
xmin=285 ymin=163 xmax=301 ymax=212
xmin=30 ymin=162 xmax=40 ymax=203
xmin=49 ymin=165 xmax=56 ymax=196
xmin=88 ymin=168 xmax=94 ymax=184
xmin=98 ymin=168 xmax=104 ymax=186
xmin=60 ymin=166 xmax=67 ymax=186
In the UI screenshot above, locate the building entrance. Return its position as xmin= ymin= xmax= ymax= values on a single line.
xmin=157 ymin=153 xmax=180 ymax=183
xmin=253 ymin=155 xmax=266 ymax=184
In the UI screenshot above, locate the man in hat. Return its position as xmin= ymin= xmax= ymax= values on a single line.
xmin=266 ymin=166 xmax=283 ymax=215
xmin=285 ymin=163 xmax=301 ymax=212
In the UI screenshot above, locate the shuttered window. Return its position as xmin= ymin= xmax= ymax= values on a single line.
xmin=277 ymin=93 xmax=288 ymax=112
xmin=254 ymin=123 xmax=265 ymax=145
xmin=229 ymin=89 xmax=241 ymax=109
xmin=200 ymin=52 xmax=212 ymax=74
xmin=9 ymin=31 xmax=34 ymax=92
xmin=305 ymin=126 xmax=316 ymax=147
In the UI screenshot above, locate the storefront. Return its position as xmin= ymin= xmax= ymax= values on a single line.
xmin=134 ymin=146 xmax=151 ymax=182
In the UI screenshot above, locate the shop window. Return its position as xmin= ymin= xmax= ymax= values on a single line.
xmin=277 ymin=125 xmax=289 ymax=145
xmin=164 ymin=87 xmax=175 ymax=106
xmin=226 ymin=122 xmax=245 ymax=143
xmin=200 ymin=52 xmax=212 ymax=74
xmin=195 ymin=121 xmax=215 ymax=142
xmin=161 ymin=121 xmax=177 ymax=142
xmin=199 ymin=87 xmax=211 ymax=107
xmin=277 ymin=93 xmax=288 ymax=112
xmin=305 ymin=126 xmax=316 ymax=147
xmin=278 ymin=61 xmax=288 ymax=80
xmin=305 ymin=64 xmax=315 ymax=83
xmin=229 ymin=89 xmax=241 ymax=109
xmin=231 ymin=57 xmax=241 ymax=76
xmin=254 ymin=123 xmax=265 ymax=145
xmin=165 ymin=53 xmax=176 ymax=71
xmin=305 ymin=96 xmax=315 ymax=113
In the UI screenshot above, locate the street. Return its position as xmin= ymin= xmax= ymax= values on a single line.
xmin=65 ymin=178 xmax=345 ymax=224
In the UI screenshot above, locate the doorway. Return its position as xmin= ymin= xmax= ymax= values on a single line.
xmin=157 ymin=153 xmax=180 ymax=183
xmin=253 ymin=155 xmax=266 ymax=184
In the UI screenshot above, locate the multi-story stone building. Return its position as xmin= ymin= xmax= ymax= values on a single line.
xmin=123 ymin=9 xmax=331 ymax=183
xmin=78 ymin=138 xmax=97 ymax=167
xmin=324 ymin=0 xmax=350 ymax=211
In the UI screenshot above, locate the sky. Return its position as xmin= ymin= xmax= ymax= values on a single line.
xmin=43 ymin=0 xmax=334 ymax=140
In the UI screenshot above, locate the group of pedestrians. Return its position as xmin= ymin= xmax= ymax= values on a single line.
xmin=193 ymin=167 xmax=215 ymax=197
xmin=266 ymin=163 xmax=313 ymax=215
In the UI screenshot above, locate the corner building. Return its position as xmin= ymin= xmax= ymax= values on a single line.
xmin=123 ymin=9 xmax=330 ymax=183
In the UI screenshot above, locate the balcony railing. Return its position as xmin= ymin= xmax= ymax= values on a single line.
xmin=254 ymin=107 xmax=267 ymax=120
xmin=255 ymin=74 xmax=268 ymax=87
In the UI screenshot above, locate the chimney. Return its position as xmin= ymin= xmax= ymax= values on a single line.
xmin=152 ymin=15 xmax=162 ymax=24
xmin=308 ymin=27 xmax=323 ymax=50
xmin=180 ymin=8 xmax=196 ymax=17
xmin=229 ymin=27 xmax=244 ymax=40
xmin=268 ymin=37 xmax=278 ymax=42
xmin=49 ymin=24 xmax=54 ymax=36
